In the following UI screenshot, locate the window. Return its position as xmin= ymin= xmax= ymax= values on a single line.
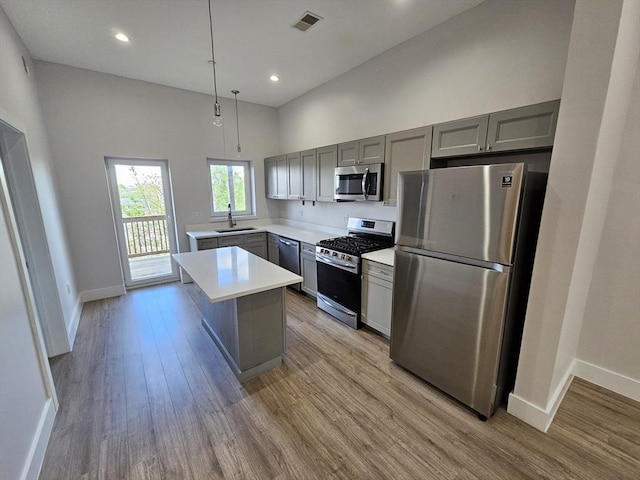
xmin=208 ymin=159 xmax=254 ymax=217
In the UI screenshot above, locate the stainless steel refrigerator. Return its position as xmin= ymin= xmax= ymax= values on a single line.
xmin=390 ymin=163 xmax=547 ymax=419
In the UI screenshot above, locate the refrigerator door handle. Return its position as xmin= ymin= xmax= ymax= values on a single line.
xmin=396 ymin=245 xmax=510 ymax=273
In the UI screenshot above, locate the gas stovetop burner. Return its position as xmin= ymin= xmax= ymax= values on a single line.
xmin=317 ymin=236 xmax=388 ymax=255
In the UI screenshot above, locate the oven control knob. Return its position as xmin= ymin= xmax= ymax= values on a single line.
xmin=341 ymin=254 xmax=345 ymax=259
xmin=332 ymin=252 xmax=338 ymax=256
xmin=346 ymin=256 xmax=352 ymax=262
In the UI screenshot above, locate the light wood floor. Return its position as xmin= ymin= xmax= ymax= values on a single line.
xmin=41 ymin=283 xmax=639 ymax=479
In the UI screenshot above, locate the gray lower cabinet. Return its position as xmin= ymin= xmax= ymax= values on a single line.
xmin=300 ymin=242 xmax=317 ymax=297
xmin=190 ymin=232 xmax=267 ymax=260
xmin=361 ymin=260 xmax=394 ymax=337
xmin=267 ymin=233 xmax=280 ymax=264
xmin=383 ymin=126 xmax=432 ymax=206
xmin=190 ymin=236 xmax=219 ymax=251
xmin=431 ymin=100 xmax=560 ymax=158
xmin=316 ymin=144 xmax=337 ymax=202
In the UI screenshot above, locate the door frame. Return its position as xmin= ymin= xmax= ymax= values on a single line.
xmin=105 ymin=157 xmax=179 ymax=288
xmin=0 ymin=115 xmax=70 ymax=357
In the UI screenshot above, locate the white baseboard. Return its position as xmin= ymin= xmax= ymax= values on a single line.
xmin=21 ymin=397 xmax=56 ymax=480
xmin=508 ymin=360 xmax=576 ymax=432
xmin=80 ymin=285 xmax=125 ymax=302
xmin=66 ymin=295 xmax=83 ymax=349
xmin=574 ymin=359 xmax=640 ymax=402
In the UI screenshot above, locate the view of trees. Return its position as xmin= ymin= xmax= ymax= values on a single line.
xmin=117 ymin=166 xmax=165 ymax=218
xmin=210 ymin=164 xmax=246 ymax=213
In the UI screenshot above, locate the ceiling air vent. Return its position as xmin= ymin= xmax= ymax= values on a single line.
xmin=292 ymin=11 xmax=322 ymax=32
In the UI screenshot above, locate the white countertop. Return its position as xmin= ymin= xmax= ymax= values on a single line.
xmin=172 ymin=247 xmax=303 ymax=303
xmin=362 ymin=248 xmax=395 ymax=267
xmin=186 ymin=223 xmax=343 ymax=246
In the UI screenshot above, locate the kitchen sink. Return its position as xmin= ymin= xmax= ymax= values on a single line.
xmin=214 ymin=227 xmax=257 ymax=233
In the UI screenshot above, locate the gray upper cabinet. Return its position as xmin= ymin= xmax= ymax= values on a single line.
xmin=300 ymin=149 xmax=317 ymax=202
xmin=286 ymin=152 xmax=302 ymax=200
xmin=264 ymin=157 xmax=278 ymax=199
xmin=316 ymin=145 xmax=337 ymax=202
xmin=431 ymin=116 xmax=489 ymax=158
xmin=359 ymin=135 xmax=385 ymax=165
xmin=275 ymin=155 xmax=288 ymax=198
xmin=265 ymin=155 xmax=288 ymax=199
xmin=383 ymin=126 xmax=432 ymax=206
xmin=485 ymin=100 xmax=560 ymax=153
xmin=337 ymin=136 xmax=385 ymax=167
xmin=337 ymin=141 xmax=359 ymax=167
xmin=431 ymin=100 xmax=560 ymax=158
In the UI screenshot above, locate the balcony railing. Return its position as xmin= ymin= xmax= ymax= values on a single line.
xmin=123 ymin=215 xmax=169 ymax=258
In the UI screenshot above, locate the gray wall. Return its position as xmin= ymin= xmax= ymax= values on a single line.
xmin=0 ymin=6 xmax=60 ymax=479
xmin=35 ymin=62 xmax=280 ymax=298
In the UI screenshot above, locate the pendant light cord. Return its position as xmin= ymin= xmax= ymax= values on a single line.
xmin=208 ymin=0 xmax=218 ymax=103
xmin=233 ymin=90 xmax=241 ymax=152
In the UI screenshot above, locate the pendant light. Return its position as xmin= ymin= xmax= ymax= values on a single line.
xmin=232 ymin=89 xmax=241 ymax=153
xmin=208 ymin=0 xmax=222 ymax=127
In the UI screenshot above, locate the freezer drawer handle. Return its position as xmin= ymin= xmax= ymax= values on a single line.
xmin=318 ymin=295 xmax=357 ymax=317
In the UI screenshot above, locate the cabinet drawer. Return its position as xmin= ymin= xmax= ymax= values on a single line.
xmin=218 ymin=235 xmax=244 ymax=247
xmin=301 ymin=242 xmax=316 ymax=255
xmin=362 ymin=260 xmax=394 ymax=282
xmin=244 ymin=232 xmax=266 ymax=243
xmin=197 ymin=237 xmax=218 ymax=250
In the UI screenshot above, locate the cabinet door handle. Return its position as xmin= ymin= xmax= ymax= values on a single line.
xmin=478 ymin=145 xmax=483 ymax=152
xmin=487 ymin=145 xmax=492 ymax=151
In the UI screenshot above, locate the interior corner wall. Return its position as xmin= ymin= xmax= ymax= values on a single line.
xmin=0 ymin=6 xmax=59 ymax=479
xmin=577 ymin=52 xmax=640 ymax=394
xmin=510 ymin=0 xmax=639 ymax=428
xmin=277 ymin=0 xmax=575 ymax=154
xmin=34 ymin=62 xmax=279 ymax=296
xmin=0 ymin=6 xmax=78 ymax=334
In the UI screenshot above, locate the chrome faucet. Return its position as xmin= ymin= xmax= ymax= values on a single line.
xmin=227 ymin=203 xmax=236 ymax=228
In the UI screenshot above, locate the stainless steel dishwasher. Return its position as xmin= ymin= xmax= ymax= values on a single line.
xmin=277 ymin=236 xmax=301 ymax=291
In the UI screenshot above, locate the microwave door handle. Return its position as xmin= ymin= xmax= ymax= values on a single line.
xmin=362 ymin=168 xmax=369 ymax=200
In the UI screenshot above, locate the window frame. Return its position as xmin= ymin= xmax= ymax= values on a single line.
xmin=207 ymin=158 xmax=255 ymax=218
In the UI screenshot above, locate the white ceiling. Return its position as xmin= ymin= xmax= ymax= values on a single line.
xmin=1 ymin=0 xmax=483 ymax=108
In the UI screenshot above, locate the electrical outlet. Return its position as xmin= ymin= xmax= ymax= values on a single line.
xmin=191 ymin=211 xmax=203 ymax=220
xmin=343 ymin=215 xmax=348 ymax=223
xmin=298 ymin=209 xmax=303 ymax=217
xmin=66 ymin=284 xmax=71 ymax=295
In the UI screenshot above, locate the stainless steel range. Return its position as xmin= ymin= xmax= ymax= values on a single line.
xmin=316 ymin=217 xmax=394 ymax=328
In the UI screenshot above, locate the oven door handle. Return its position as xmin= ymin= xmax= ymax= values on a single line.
xmin=318 ymin=294 xmax=357 ymax=317
xmin=361 ymin=167 xmax=370 ymax=200
xmin=316 ymin=255 xmax=358 ymax=271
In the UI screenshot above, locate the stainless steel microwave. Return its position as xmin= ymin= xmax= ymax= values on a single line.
xmin=334 ymin=164 xmax=383 ymax=201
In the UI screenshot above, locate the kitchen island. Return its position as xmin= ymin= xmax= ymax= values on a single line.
xmin=172 ymin=247 xmax=303 ymax=381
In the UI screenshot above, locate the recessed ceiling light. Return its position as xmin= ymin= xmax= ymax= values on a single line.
xmin=270 ymin=75 xmax=280 ymax=82
xmin=115 ymin=33 xmax=129 ymax=42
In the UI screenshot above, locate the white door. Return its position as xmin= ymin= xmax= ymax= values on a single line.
xmin=106 ymin=158 xmax=178 ymax=288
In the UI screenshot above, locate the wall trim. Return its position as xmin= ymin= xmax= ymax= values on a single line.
xmin=21 ymin=397 xmax=56 ymax=480
xmin=80 ymin=285 xmax=125 ymax=302
xmin=574 ymin=359 xmax=640 ymax=402
xmin=508 ymin=359 xmax=576 ymax=432
xmin=66 ymin=295 xmax=83 ymax=349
